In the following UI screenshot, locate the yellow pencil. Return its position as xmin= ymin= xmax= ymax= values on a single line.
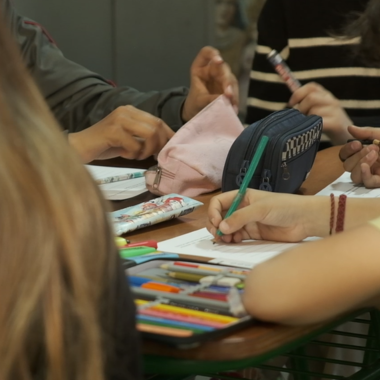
xmin=136 ymin=299 xmax=238 ymax=323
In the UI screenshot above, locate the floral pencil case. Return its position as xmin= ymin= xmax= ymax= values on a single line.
xmin=111 ymin=193 xmax=203 ymax=235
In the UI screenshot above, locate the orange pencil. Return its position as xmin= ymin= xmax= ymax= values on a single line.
xmin=137 ymin=323 xmax=193 ymax=337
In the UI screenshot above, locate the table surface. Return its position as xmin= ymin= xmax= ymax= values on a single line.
xmin=103 ymin=146 xmax=347 ymax=361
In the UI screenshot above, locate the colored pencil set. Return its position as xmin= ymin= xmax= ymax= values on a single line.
xmin=127 ymin=260 xmax=252 ymax=342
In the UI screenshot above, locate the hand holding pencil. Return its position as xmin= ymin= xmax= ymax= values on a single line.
xmin=207 ymin=189 xmax=315 ymax=243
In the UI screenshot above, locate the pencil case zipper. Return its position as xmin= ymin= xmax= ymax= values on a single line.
xmin=235 ymin=109 xmax=299 ymax=186
xmin=147 ymin=165 xmax=175 ymax=190
xmin=260 ymin=117 xmax=322 ymax=191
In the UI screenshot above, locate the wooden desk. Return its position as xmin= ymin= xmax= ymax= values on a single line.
xmin=113 ymin=145 xmax=344 ymax=244
xmin=108 ymin=146 xmax=371 ymax=371
xmin=99 ymin=148 xmax=380 ymax=379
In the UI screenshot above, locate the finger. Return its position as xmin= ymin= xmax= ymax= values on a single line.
xmin=219 ymin=203 xmax=266 ymax=235
xmin=350 ymin=149 xmax=379 ymax=183
xmin=339 ymin=140 xmax=363 ymax=163
xmin=361 ymin=163 xmax=380 ymax=188
xmin=191 ymin=46 xmax=220 ymax=69
xmin=119 ymin=105 xmax=166 ymax=141
xmin=288 ymin=82 xmax=321 ymax=107
xmin=108 ymin=130 xmax=143 ymax=159
xmin=208 ymin=191 xmax=239 ymax=223
xmin=344 ymin=145 xmax=378 ymax=172
xmin=347 ymin=125 xmax=380 ymax=140
xmin=127 ymin=111 xmax=170 ymax=159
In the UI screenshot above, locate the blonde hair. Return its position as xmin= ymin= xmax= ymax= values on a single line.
xmin=0 ymin=12 xmax=115 ymax=380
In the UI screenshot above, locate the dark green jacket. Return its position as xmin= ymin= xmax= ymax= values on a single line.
xmin=3 ymin=0 xmax=188 ymax=132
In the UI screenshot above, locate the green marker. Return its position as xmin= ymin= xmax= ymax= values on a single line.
xmin=119 ymin=246 xmax=156 ymax=259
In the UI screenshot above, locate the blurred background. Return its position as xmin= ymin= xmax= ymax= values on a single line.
xmin=13 ymin=0 xmax=266 ymax=118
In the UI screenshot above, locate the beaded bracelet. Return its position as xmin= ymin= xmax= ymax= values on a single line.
xmin=329 ymin=193 xmax=335 ymax=235
xmin=329 ymin=194 xmax=347 ymax=234
xmin=335 ymin=194 xmax=347 ymax=233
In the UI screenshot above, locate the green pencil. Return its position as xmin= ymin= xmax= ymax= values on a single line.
xmin=216 ymin=135 xmax=269 ymax=237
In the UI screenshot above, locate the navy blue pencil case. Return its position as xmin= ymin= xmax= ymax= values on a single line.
xmin=222 ymin=109 xmax=323 ymax=194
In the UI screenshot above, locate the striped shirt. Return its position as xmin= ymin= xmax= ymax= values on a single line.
xmin=245 ymin=0 xmax=380 ymax=128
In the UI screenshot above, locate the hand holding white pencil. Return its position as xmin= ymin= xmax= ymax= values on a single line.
xmin=96 ymin=170 xmax=146 ymax=185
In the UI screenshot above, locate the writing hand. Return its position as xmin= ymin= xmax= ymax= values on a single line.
xmin=207 ymin=189 xmax=329 ymax=243
xmin=68 ymin=105 xmax=174 ymax=163
xmin=339 ymin=125 xmax=380 ymax=187
xmin=288 ymin=82 xmax=353 ymax=145
xmin=181 ymin=46 xmax=239 ymax=122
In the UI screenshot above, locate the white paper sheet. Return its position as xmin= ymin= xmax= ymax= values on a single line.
xmin=86 ymin=165 xmax=147 ymax=200
xmin=316 ymin=172 xmax=380 ymax=198
xmin=158 ymin=228 xmax=316 ymax=269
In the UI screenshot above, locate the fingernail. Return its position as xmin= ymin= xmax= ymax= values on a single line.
xmin=214 ymin=55 xmax=223 ymax=63
xmin=351 ymin=141 xmax=361 ymax=149
xmin=225 ymin=85 xmax=233 ymax=94
xmin=367 ymin=150 xmax=376 ymax=159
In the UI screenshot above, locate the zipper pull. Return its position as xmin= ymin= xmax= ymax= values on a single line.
xmin=153 ymin=166 xmax=162 ymax=189
xmin=282 ymin=162 xmax=290 ymax=180
xmin=259 ymin=169 xmax=272 ymax=191
xmin=236 ymin=160 xmax=250 ymax=186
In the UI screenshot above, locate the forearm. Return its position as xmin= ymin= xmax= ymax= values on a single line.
xmin=5 ymin=2 xmax=188 ymax=133
xmin=302 ymin=196 xmax=380 ymax=238
xmin=243 ymin=223 xmax=380 ymax=325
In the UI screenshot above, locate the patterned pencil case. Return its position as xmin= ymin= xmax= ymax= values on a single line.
xmin=125 ymin=258 xmax=255 ymax=348
xmin=111 ymin=194 xmax=203 ymax=236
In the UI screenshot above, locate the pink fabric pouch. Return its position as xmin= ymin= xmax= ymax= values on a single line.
xmin=145 ymin=95 xmax=244 ymax=197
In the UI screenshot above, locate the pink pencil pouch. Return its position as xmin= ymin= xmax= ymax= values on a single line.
xmin=145 ymin=95 xmax=244 ymax=197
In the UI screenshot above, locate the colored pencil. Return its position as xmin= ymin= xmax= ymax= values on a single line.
xmin=132 ymin=287 xmax=230 ymax=311
xmin=138 ymin=319 xmax=204 ymax=334
xmin=167 ymin=272 xmax=242 ymax=287
xmin=191 ymin=291 xmax=228 ymax=302
xmin=96 ymin=171 xmax=146 ymax=185
xmin=167 ymin=272 xmax=205 ymax=282
xmin=137 ymin=315 xmax=214 ymax=331
xmin=216 ymin=135 xmax=269 ymax=237
xmin=173 ymin=262 xmax=249 ymax=276
xmin=137 ymin=323 xmax=193 ymax=337
xmin=161 ymin=263 xmax=246 ymax=280
xmin=136 ymin=299 xmax=237 ymax=323
xmin=138 ymin=308 xmax=226 ymax=328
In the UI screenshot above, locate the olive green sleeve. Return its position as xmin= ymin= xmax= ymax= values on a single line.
xmin=3 ymin=0 xmax=188 ymax=132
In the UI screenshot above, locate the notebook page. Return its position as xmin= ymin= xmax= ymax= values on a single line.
xmin=316 ymin=171 xmax=380 ymax=198
xmin=158 ymin=228 xmax=317 ymax=269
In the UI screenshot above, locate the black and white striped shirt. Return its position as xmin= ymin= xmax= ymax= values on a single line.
xmin=246 ymin=0 xmax=380 ymax=128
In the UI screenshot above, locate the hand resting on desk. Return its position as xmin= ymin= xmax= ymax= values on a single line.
xmin=207 ymin=189 xmax=380 ymax=325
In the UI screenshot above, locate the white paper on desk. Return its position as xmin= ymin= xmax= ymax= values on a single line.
xmin=158 ymin=228 xmax=318 ymax=269
xmin=86 ymin=165 xmax=147 ymax=200
xmin=316 ymin=172 xmax=380 ymax=198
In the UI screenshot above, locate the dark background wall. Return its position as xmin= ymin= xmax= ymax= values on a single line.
xmin=12 ymin=0 xmax=215 ymax=91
